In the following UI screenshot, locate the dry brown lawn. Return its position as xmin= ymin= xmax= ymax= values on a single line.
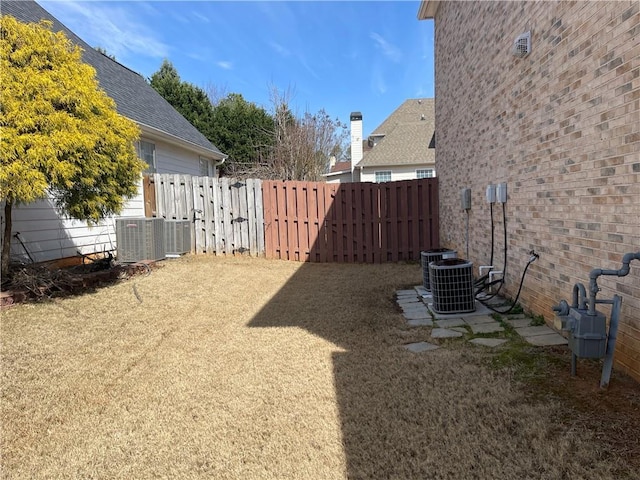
xmin=1 ymin=256 xmax=638 ymax=479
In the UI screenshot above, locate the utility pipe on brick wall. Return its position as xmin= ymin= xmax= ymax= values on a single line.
xmin=572 ymin=282 xmax=588 ymax=310
xmin=588 ymin=252 xmax=640 ymax=316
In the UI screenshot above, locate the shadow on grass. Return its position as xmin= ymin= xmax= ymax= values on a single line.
xmin=248 ymin=262 xmax=457 ymax=478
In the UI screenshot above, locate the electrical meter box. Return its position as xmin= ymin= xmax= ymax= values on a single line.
xmin=496 ymin=183 xmax=508 ymax=203
xmin=568 ymin=308 xmax=607 ymax=359
xmin=460 ymin=188 xmax=471 ymax=210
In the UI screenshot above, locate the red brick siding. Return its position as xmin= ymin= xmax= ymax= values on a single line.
xmin=433 ymin=1 xmax=640 ymax=380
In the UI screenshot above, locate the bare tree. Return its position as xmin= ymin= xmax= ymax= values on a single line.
xmin=256 ymin=86 xmax=348 ymax=181
xmin=204 ymin=81 xmax=230 ymax=107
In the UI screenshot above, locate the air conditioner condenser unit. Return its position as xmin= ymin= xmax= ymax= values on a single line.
xmin=115 ymin=217 xmax=165 ymax=262
xmin=165 ymin=220 xmax=192 ymax=256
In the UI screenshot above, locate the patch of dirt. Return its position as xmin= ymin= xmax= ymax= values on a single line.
xmin=526 ymin=346 xmax=640 ymax=475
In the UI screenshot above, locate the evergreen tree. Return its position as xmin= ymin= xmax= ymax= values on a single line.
xmin=0 ymin=16 xmax=144 ymax=276
xmin=209 ymin=93 xmax=274 ymax=175
xmin=150 ymin=60 xmax=215 ymax=139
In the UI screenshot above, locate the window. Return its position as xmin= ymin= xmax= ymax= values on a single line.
xmin=199 ymin=157 xmax=211 ymax=177
xmin=417 ymin=169 xmax=435 ymax=179
xmin=138 ymin=140 xmax=156 ymax=173
xmin=374 ymin=171 xmax=392 ymax=183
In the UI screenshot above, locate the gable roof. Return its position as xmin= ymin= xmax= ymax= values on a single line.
xmin=2 ymin=0 xmax=225 ymax=159
xmin=357 ymin=98 xmax=435 ymax=168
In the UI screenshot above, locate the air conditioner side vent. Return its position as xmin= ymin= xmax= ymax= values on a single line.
xmin=165 ymin=220 xmax=192 ymax=255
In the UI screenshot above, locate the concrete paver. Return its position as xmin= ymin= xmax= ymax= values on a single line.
xmin=404 ymin=341 xmax=440 ymax=353
xmin=470 ymin=322 xmax=504 ymax=334
xmin=431 ymin=328 xmax=464 ymax=339
xmin=435 ymin=318 xmax=466 ymax=328
xmin=397 ymin=298 xmax=421 ymax=305
xmin=524 ymin=333 xmax=568 ymax=346
xmin=451 ymin=327 xmax=469 ymax=334
xmin=407 ymin=318 xmax=434 ymax=327
xmin=402 ymin=304 xmax=429 ymax=313
xmin=403 ymin=310 xmax=431 ymax=321
xmin=516 ymin=325 xmax=557 ymax=337
xmin=464 ymin=315 xmax=496 ymax=326
xmin=505 ymin=318 xmax=531 ymax=329
xmin=470 ymin=338 xmax=508 ymax=348
xmin=505 ymin=314 xmax=527 ymax=320
xmin=396 ymin=290 xmax=417 ymax=296
xmin=427 ymin=301 xmax=492 ymax=319
xmin=414 ymin=286 xmax=429 ymax=297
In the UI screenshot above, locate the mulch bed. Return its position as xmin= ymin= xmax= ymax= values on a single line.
xmin=1 ymin=260 xmax=156 ymax=307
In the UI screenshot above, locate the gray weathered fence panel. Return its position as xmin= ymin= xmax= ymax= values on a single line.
xmin=151 ymin=174 xmax=264 ymax=256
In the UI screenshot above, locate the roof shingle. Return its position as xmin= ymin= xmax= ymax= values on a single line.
xmin=357 ymin=98 xmax=435 ymax=168
xmin=2 ymin=0 xmax=224 ymax=158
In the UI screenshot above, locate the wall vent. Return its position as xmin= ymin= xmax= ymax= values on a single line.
xmin=512 ymin=31 xmax=531 ymax=58
xmin=115 ymin=217 xmax=165 ymax=262
xmin=165 ymin=220 xmax=192 ymax=256
xmin=429 ymin=259 xmax=476 ymax=313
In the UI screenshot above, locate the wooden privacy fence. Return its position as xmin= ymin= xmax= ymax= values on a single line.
xmin=145 ymin=175 xmax=439 ymax=262
xmin=262 ymin=178 xmax=439 ymax=263
xmin=147 ymin=174 xmax=264 ymax=255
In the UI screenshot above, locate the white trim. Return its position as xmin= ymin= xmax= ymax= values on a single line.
xmin=417 ymin=0 xmax=440 ymax=20
xmin=137 ymin=122 xmax=226 ymax=161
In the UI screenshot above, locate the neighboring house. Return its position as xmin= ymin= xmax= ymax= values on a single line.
xmin=324 ymin=160 xmax=355 ymax=184
xmin=325 ymin=99 xmax=436 ymax=183
xmin=1 ymin=0 xmax=226 ymax=264
xmin=418 ymin=1 xmax=640 ymax=381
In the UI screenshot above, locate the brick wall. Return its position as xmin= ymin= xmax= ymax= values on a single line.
xmin=432 ymin=1 xmax=640 ymax=380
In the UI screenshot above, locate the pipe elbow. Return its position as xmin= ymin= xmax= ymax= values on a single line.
xmin=622 ymin=251 xmax=640 ymax=263
xmin=589 ymin=268 xmax=603 ymax=280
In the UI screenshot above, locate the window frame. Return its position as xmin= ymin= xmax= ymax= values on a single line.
xmin=416 ymin=168 xmax=435 ymax=179
xmin=199 ymin=156 xmax=212 ymax=177
xmin=374 ymin=170 xmax=392 ymax=183
xmin=138 ymin=140 xmax=157 ymax=174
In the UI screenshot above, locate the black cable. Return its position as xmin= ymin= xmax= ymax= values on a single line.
xmin=479 ymin=257 xmax=535 ymax=314
xmin=474 ymin=201 xmax=508 ymax=296
xmin=489 ymin=201 xmax=508 ymax=298
xmin=489 ymin=202 xmax=495 ymax=268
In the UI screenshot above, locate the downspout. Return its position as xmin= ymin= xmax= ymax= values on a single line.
xmin=213 ymin=156 xmax=227 ymax=177
xmin=588 ymin=252 xmax=640 ymax=315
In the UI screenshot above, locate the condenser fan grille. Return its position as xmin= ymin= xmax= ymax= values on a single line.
xmin=429 ymin=259 xmax=476 ymax=313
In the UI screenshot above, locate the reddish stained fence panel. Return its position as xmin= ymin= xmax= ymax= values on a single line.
xmin=263 ymin=178 xmax=439 ymax=263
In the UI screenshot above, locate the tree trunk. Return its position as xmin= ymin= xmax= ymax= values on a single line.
xmin=2 ymin=197 xmax=13 ymax=279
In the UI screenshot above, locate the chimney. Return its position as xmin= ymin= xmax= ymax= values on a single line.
xmin=350 ymin=112 xmax=363 ymax=172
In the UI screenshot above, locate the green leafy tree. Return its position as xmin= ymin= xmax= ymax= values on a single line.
xmin=209 ymin=93 xmax=274 ymax=176
xmin=150 ymin=60 xmax=215 ymax=140
xmin=151 ymin=61 xmax=275 ymax=176
xmin=0 ymin=16 xmax=144 ymax=276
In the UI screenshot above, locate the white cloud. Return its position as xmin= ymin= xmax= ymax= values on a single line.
xmin=370 ymin=65 xmax=387 ymax=94
xmin=216 ymin=61 xmax=233 ymax=70
xmin=298 ymin=55 xmax=319 ymax=80
xmin=43 ymin=1 xmax=170 ymax=60
xmin=269 ymin=41 xmax=291 ymax=57
xmin=192 ymin=11 xmax=210 ymax=24
xmin=370 ymin=32 xmax=402 ymax=63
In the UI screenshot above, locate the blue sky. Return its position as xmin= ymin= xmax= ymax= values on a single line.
xmin=40 ymin=1 xmax=434 ymax=137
